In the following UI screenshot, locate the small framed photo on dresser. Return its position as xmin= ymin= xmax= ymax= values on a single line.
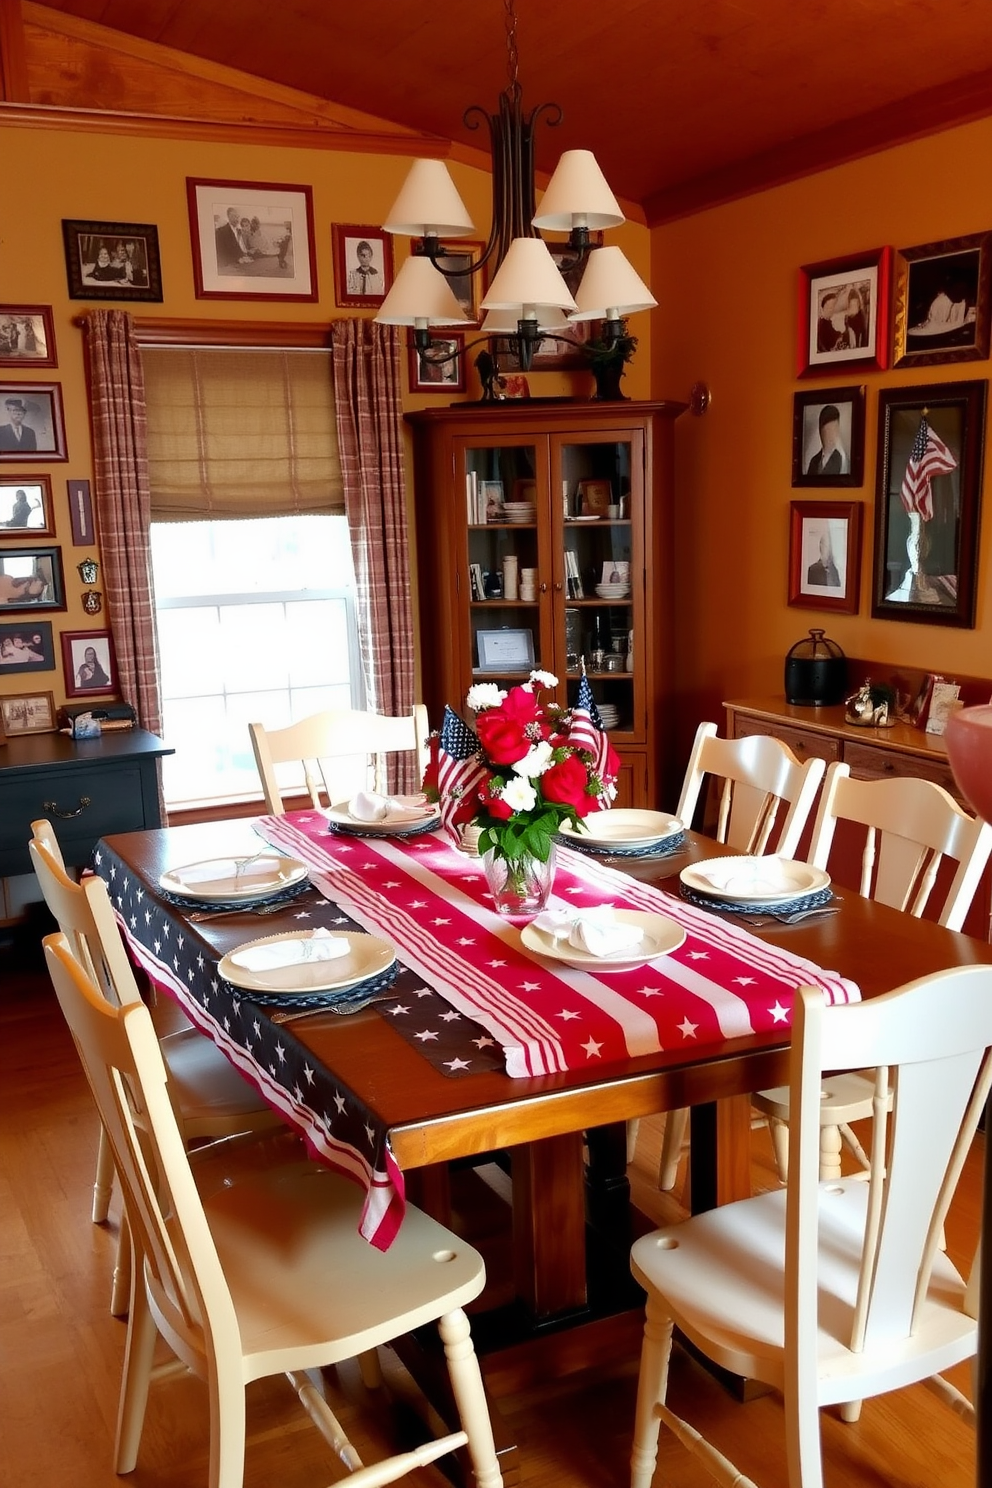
xmin=62 ymin=629 xmax=118 ymax=697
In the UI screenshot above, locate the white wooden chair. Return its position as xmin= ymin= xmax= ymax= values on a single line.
xmin=630 ymin=963 xmax=991 ymax=1488
xmin=44 ymin=930 xmax=503 ymax=1488
xmin=249 ymin=704 xmax=430 ymax=813
xmin=656 ymin=723 xmax=827 ymax=1189
xmin=29 ymin=820 xmax=280 ymax=1315
xmin=752 ymin=765 xmax=992 ymax=1182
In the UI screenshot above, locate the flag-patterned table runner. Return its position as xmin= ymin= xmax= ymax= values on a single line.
xmin=257 ymin=811 xmax=860 ymax=1079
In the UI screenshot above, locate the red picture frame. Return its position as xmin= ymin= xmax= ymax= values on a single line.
xmin=186 ymin=178 xmax=318 ymax=303
xmin=797 ymin=247 xmax=891 ymax=377
xmin=0 ymin=381 xmax=67 ymax=463
xmin=788 ymin=500 xmax=863 ymax=615
xmin=407 ymin=333 xmax=466 ymax=393
xmin=61 ymin=628 xmax=118 ymax=698
xmin=332 ymin=224 xmax=395 ymax=308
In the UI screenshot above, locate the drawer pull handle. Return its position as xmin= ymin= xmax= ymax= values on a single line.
xmin=44 ymin=795 xmax=92 ymax=819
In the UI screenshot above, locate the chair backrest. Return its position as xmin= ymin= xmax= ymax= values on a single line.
xmin=248 ymin=704 xmax=430 ymax=814
xmin=29 ymin=821 xmax=142 ymax=1007
xmin=789 ymin=965 xmax=992 ymax=1358
xmin=808 ymin=763 xmax=992 ymax=930
xmin=676 ymin=721 xmax=826 ymax=857
xmin=43 ymin=931 xmax=236 ymax=1375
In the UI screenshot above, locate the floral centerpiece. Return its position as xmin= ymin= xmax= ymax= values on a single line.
xmin=424 ymin=670 xmax=620 ymax=915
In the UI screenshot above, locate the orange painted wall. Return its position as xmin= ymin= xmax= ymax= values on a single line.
xmin=0 ymin=116 xmax=651 ymax=715
xmin=652 ymin=115 xmax=992 ymax=761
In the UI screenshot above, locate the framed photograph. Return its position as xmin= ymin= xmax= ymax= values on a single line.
xmin=476 ymin=628 xmax=536 ymax=672
xmin=62 ymin=220 xmax=163 ymax=303
xmin=788 ymin=501 xmax=863 ymax=615
xmin=332 ymin=224 xmax=394 ymax=308
xmin=0 ymin=690 xmax=57 ymax=735
xmin=0 ymin=619 xmax=54 ymax=673
xmin=577 ymin=478 xmax=613 ymax=516
xmin=872 ymin=380 xmax=987 ymax=628
xmin=61 ymin=628 xmax=118 ymax=697
xmin=0 ymin=305 xmax=57 ymax=367
xmin=791 ymin=386 xmax=865 ymax=487
xmin=0 ymin=477 xmax=53 ymax=535
xmin=480 ymin=480 xmax=504 ymax=520
xmin=0 ymin=546 xmax=65 ymax=613
xmin=892 ymin=232 xmax=992 ymax=367
xmin=798 ymin=247 xmax=891 ymax=376
xmin=411 ymin=239 xmax=484 ymax=322
xmin=0 ymin=382 xmax=67 ymax=462
xmin=408 ymin=333 xmax=466 ymax=393
xmin=187 ymin=178 xmax=318 ymax=302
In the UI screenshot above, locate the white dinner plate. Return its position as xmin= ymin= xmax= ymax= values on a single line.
xmin=559 ymin=809 xmax=683 ymax=851
xmin=159 ymin=854 xmax=308 ymax=902
xmin=218 ymin=930 xmax=396 ymax=995
xmin=521 ymin=910 xmax=686 ymax=973
xmin=569 ymin=514 xmax=601 ymax=522
xmin=679 ymin=855 xmax=830 ymax=905
xmin=326 ymin=796 xmax=440 ymax=835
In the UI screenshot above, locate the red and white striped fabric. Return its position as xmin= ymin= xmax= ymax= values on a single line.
xmin=257 ymin=811 xmax=860 ymax=1079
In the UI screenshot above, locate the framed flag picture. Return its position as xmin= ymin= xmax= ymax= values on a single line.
xmin=872 ymin=380 xmax=987 ymax=628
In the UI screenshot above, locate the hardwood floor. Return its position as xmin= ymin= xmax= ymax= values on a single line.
xmin=0 ymin=921 xmax=981 ymax=1488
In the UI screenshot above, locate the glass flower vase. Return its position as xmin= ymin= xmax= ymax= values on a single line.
xmin=482 ymin=843 xmax=557 ymax=918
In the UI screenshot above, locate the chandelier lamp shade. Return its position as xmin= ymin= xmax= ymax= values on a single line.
xmin=374 ymin=0 xmax=655 ymax=372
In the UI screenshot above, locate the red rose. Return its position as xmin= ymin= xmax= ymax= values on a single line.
xmin=476 ymin=688 xmax=540 ymax=765
xmin=478 ymin=778 xmax=513 ymax=819
xmin=541 ymin=753 xmax=594 ymax=816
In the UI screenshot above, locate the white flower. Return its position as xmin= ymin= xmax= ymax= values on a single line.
xmin=512 ymin=740 xmax=553 ymax=779
xmin=466 ymin=683 xmax=506 ymax=712
xmin=500 ymin=776 xmax=538 ymax=813
xmin=529 ymin=669 xmax=558 ymax=689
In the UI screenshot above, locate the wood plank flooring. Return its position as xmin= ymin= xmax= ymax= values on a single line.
xmin=0 ymin=921 xmax=981 ymax=1488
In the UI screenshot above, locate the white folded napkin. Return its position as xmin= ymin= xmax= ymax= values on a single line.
xmin=532 ymin=906 xmax=644 ymax=958
xmin=695 ymin=856 xmax=801 ymax=898
xmin=348 ymin=791 xmax=432 ymax=823
xmin=230 ymin=928 xmax=350 ymax=972
xmin=173 ymin=856 xmax=277 ymax=888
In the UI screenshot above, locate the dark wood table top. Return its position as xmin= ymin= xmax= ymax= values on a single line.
xmin=100 ymin=818 xmax=992 ymax=1170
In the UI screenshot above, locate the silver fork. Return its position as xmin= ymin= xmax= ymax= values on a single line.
xmin=737 ymin=906 xmax=839 ymax=927
xmin=189 ymin=899 xmax=288 ymax=923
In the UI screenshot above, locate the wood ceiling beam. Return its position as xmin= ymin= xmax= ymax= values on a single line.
xmin=0 ymin=0 xmax=29 ymax=102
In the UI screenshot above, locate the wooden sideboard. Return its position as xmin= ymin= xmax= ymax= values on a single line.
xmin=0 ymin=729 xmax=173 ymax=881
xmin=724 ymin=695 xmax=990 ymax=940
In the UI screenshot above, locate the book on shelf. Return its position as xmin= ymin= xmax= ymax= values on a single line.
xmin=466 ymin=470 xmax=481 ymax=524
xmin=564 ymin=548 xmax=584 ymax=599
xmin=470 ymin=562 xmax=486 ymax=602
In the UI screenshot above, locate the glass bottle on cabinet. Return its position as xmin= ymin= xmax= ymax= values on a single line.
xmin=407 ymin=402 xmax=685 ymax=808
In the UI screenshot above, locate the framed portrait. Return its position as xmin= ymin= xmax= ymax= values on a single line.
xmin=0 ymin=546 xmax=65 ymax=613
xmin=576 ymin=478 xmax=613 ymax=516
xmin=61 ymin=628 xmax=118 ymax=697
xmin=0 ymin=305 xmax=57 ymax=368
xmin=791 ymin=385 xmax=865 ymax=487
xmin=872 ymin=380 xmax=987 ymax=628
xmin=0 ymin=477 xmax=54 ymax=535
xmin=332 ymin=224 xmax=394 ymax=308
xmin=62 ymin=220 xmax=163 ymax=303
xmin=788 ymin=501 xmax=862 ymax=615
xmin=892 ymin=232 xmax=992 ymax=368
xmin=0 ymin=690 xmax=57 ymax=735
xmin=476 ymin=627 xmax=536 ymax=672
xmin=187 ymin=179 xmax=318 ymax=302
xmin=0 ymin=619 xmax=54 ymax=673
xmin=798 ymin=247 xmax=891 ymax=376
xmin=408 ymin=333 xmax=466 ymax=393
xmin=0 ymin=382 xmax=67 ymax=462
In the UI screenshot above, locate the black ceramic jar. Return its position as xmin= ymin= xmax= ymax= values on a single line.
xmin=784 ymin=628 xmax=847 ymax=706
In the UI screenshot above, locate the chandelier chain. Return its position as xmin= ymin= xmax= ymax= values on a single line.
xmin=504 ymin=0 xmax=519 ymax=89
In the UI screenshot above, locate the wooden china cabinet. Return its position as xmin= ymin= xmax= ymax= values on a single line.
xmin=406 ymin=400 xmax=685 ymax=808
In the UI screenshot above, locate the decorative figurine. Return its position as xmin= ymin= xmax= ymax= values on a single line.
xmin=845 ymin=679 xmax=897 ymax=728
xmin=77 ymin=557 xmax=99 ymax=585
xmin=81 ymin=589 xmax=103 ymax=615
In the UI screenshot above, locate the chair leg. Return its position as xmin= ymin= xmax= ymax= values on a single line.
xmin=114 ymin=1268 xmax=158 ymax=1474
xmin=92 ymin=1123 xmax=115 ymax=1223
xmin=626 ymin=1118 xmax=640 ymax=1165
xmin=768 ymin=1116 xmax=790 ymax=1183
xmin=631 ymin=1297 xmax=674 ymax=1488
xmin=838 ymin=1121 xmax=871 ymax=1172
xmin=658 ymin=1108 xmax=689 ymax=1191
xmin=783 ymin=1379 xmax=826 ymax=1488
xmin=438 ymin=1308 xmax=502 ymax=1488
xmin=818 ymin=1122 xmax=842 ymax=1181
xmin=110 ymin=1211 xmax=133 ymax=1318
xmin=207 ymin=1354 xmax=248 ymax=1488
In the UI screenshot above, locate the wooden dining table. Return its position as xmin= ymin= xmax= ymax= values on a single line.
xmin=94 ymin=814 xmax=992 ymax=1478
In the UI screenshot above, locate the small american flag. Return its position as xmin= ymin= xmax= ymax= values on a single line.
xmin=568 ymin=671 xmax=612 ymax=784
xmin=899 ymin=416 xmax=957 ymax=522
xmin=436 ymin=705 xmax=488 ymax=841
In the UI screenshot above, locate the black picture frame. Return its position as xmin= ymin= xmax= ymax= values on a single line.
xmin=872 ymin=380 xmax=987 ymax=628
xmin=62 ymin=219 xmax=163 ymax=302
xmin=792 ymin=385 xmax=865 ymax=487
xmin=788 ymin=500 xmax=862 ymax=615
xmin=0 ymin=545 xmax=65 ymax=613
xmin=0 ymin=619 xmax=55 ymax=673
xmin=0 ymin=381 xmax=67 ymax=462
xmin=797 ymin=247 xmax=891 ymax=376
xmin=892 ymin=231 xmax=992 ymax=368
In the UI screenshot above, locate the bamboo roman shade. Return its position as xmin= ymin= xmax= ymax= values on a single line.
xmin=142 ymin=347 xmax=343 ymax=520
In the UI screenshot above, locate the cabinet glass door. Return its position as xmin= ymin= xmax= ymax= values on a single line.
xmin=556 ymin=432 xmax=643 ymax=740
xmin=460 ymin=438 xmax=550 ymax=687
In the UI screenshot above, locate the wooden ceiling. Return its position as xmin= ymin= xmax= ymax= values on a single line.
xmin=26 ymin=0 xmax=992 ymax=222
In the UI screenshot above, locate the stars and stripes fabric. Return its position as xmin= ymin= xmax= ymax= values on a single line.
xmin=260 ymin=811 xmax=861 ymax=1081
xmin=436 ymin=704 xmax=488 ymax=841
xmin=568 ymin=671 xmax=612 ymax=784
xmin=899 ymin=416 xmax=957 ymax=522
